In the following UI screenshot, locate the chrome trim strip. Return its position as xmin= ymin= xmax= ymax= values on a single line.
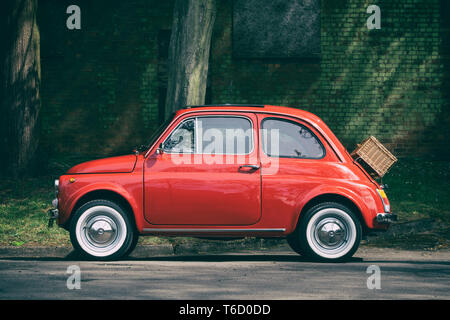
xmin=186 ymin=104 xmax=265 ymax=108
xmin=142 ymin=228 xmax=286 ymax=233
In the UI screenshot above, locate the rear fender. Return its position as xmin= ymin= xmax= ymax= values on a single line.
xmin=292 ymin=185 xmax=376 ymax=231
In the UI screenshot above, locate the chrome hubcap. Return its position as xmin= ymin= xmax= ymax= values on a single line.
xmin=75 ymin=205 xmax=127 ymax=257
xmin=316 ymin=218 xmax=346 ymax=248
xmin=87 ymin=217 xmax=117 ymax=245
xmin=306 ymin=208 xmax=357 ymax=259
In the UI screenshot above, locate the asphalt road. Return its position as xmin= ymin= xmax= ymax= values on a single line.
xmin=0 ymin=246 xmax=449 ymax=299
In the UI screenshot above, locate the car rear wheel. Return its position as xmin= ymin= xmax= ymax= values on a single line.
xmin=286 ymin=231 xmax=306 ymax=255
xmin=296 ymin=202 xmax=362 ymax=262
xmin=70 ymin=199 xmax=136 ymax=260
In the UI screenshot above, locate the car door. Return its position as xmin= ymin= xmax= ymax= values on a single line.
xmin=257 ymin=114 xmax=337 ymax=226
xmin=144 ymin=112 xmax=261 ymax=225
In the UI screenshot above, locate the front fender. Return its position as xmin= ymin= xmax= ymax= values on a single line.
xmin=58 ymin=176 xmax=140 ymax=228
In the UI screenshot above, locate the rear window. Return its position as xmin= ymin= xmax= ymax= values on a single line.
xmin=261 ymin=118 xmax=325 ymax=159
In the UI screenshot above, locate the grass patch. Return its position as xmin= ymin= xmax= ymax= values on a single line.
xmin=0 ymin=157 xmax=448 ymax=249
xmin=365 ymin=230 xmax=450 ymax=251
xmin=381 ymin=157 xmax=450 ymax=224
xmin=0 ymin=176 xmax=70 ymax=247
xmin=365 ymin=157 xmax=450 ymax=250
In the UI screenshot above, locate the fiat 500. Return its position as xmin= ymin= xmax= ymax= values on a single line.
xmin=48 ymin=104 xmax=396 ymax=261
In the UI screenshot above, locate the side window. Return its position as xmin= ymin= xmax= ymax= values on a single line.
xmin=162 ymin=116 xmax=253 ymax=154
xmin=261 ymin=118 xmax=325 ymax=159
xmin=163 ymin=118 xmax=195 ymax=153
xmin=198 ymin=117 xmax=253 ymax=155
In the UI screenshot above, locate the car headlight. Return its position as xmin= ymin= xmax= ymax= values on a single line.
xmin=54 ymin=179 xmax=59 ymax=196
xmin=376 ymin=189 xmax=390 ymax=213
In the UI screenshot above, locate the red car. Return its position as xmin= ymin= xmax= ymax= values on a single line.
xmin=48 ymin=104 xmax=396 ymax=261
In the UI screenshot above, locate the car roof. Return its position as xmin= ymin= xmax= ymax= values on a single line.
xmin=177 ymin=104 xmax=325 ymax=127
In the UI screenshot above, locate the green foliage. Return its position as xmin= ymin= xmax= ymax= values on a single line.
xmin=367 ymin=158 xmax=450 ymax=250
xmin=382 ymin=158 xmax=450 ymax=223
xmin=0 ymin=176 xmax=69 ymax=246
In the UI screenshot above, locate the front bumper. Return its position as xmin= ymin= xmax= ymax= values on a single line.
xmin=376 ymin=212 xmax=397 ymax=224
xmin=47 ymin=198 xmax=59 ymax=227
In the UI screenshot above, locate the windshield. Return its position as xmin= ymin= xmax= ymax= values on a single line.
xmin=145 ymin=113 xmax=175 ymax=150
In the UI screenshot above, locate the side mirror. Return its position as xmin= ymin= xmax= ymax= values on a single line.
xmin=155 ymin=143 xmax=164 ymax=155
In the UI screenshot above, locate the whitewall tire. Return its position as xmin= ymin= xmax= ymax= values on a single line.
xmin=70 ymin=200 xmax=135 ymax=260
xmin=296 ymin=202 xmax=362 ymax=261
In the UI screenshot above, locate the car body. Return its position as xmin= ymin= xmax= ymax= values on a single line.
xmin=49 ymin=104 xmax=396 ymax=261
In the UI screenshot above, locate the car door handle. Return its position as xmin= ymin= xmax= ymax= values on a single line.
xmin=238 ymin=165 xmax=260 ymax=172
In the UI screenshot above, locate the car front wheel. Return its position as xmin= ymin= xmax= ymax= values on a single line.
xmin=70 ymin=199 xmax=135 ymax=260
xmin=296 ymin=202 xmax=362 ymax=262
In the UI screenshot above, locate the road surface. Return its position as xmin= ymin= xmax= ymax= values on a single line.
xmin=0 ymin=246 xmax=449 ymax=299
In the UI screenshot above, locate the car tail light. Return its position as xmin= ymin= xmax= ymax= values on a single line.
xmin=376 ymin=189 xmax=390 ymax=213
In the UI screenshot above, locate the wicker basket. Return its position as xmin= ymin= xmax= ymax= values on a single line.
xmin=351 ymin=136 xmax=397 ymax=177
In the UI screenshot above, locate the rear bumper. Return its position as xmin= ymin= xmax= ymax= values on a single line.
xmin=376 ymin=212 xmax=397 ymax=224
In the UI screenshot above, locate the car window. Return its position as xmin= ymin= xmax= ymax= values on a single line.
xmin=163 ymin=118 xmax=195 ymax=153
xmin=163 ymin=116 xmax=253 ymax=154
xmin=261 ymin=118 xmax=325 ymax=159
xmin=198 ymin=117 xmax=253 ymax=155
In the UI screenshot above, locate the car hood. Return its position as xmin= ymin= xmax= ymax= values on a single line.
xmin=66 ymin=154 xmax=137 ymax=174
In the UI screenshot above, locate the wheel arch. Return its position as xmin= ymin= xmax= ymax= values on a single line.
xmin=62 ymin=189 xmax=137 ymax=232
xmin=295 ymin=193 xmax=370 ymax=235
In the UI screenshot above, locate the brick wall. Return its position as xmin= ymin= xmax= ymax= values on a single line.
xmin=38 ymin=0 xmax=449 ymax=159
xmin=39 ymin=0 xmax=173 ymax=156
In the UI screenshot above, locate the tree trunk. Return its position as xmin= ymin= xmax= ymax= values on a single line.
xmin=0 ymin=0 xmax=41 ymax=177
xmin=165 ymin=0 xmax=216 ymax=117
